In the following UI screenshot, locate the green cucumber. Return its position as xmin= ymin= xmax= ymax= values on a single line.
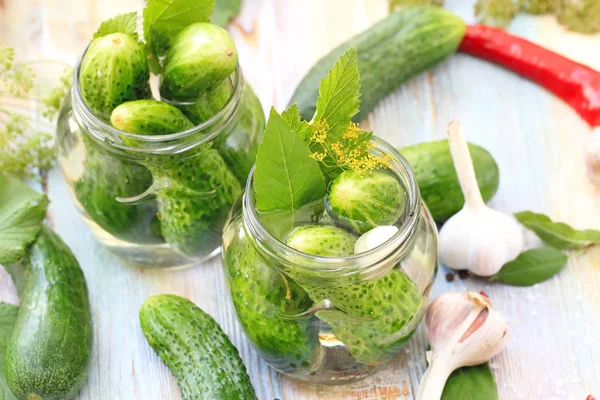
xmin=111 ymin=100 xmax=242 ymax=258
xmin=285 ymin=225 xmax=357 ymax=256
xmin=288 ymin=7 xmax=466 ymax=121
xmin=79 ymin=32 xmax=150 ymax=119
xmin=73 ymin=135 xmax=161 ymax=244
xmin=177 ymin=79 xmax=234 ymax=125
xmin=224 ymin=233 xmax=316 ymax=369
xmin=326 ymin=170 xmax=406 ymax=234
xmin=139 ymin=294 xmax=256 ymax=400
xmin=307 ymin=270 xmax=423 ymax=365
xmin=5 ymin=226 xmax=92 ymax=400
xmin=399 ymin=140 xmax=500 ymax=221
xmin=161 ymin=23 xmax=238 ymax=101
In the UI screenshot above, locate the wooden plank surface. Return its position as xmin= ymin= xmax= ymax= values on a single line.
xmin=1 ymin=0 xmax=600 ymax=399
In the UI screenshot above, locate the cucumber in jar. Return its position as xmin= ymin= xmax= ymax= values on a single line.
xmin=79 ymin=32 xmax=150 ymax=119
xmin=111 ymin=100 xmax=242 ymax=258
xmin=224 ymin=231 xmax=317 ymax=369
xmin=284 ymin=223 xmax=424 ymax=365
xmin=160 ymin=23 xmax=238 ymax=101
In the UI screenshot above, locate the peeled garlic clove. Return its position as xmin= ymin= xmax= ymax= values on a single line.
xmin=439 ymin=121 xmax=524 ymax=277
xmin=417 ymin=292 xmax=508 ymax=400
xmin=584 ymin=127 xmax=600 ymax=186
xmin=354 ymin=225 xmax=399 ymax=254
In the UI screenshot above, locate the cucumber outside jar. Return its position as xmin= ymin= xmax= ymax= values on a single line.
xmin=221 ymin=138 xmax=438 ymax=384
xmin=56 ymin=49 xmax=265 ymax=268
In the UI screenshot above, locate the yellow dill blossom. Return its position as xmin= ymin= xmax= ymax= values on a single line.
xmin=343 ymin=122 xmax=361 ymax=139
xmin=310 ymin=152 xmax=326 ymax=161
xmin=310 ymin=119 xmax=329 ymax=143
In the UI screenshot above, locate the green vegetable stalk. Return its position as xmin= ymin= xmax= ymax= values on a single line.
xmin=111 ymin=100 xmax=242 ymax=258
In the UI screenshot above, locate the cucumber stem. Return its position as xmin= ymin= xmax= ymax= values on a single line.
xmin=447 ymin=120 xmax=485 ymax=209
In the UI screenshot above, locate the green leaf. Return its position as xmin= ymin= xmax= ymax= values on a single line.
xmin=254 ymin=108 xmax=326 ymax=229
xmin=93 ymin=12 xmax=138 ymax=39
xmin=143 ymin=0 xmax=215 ymax=59
xmin=0 ymin=176 xmax=48 ymax=264
xmin=212 ymin=0 xmax=241 ymax=27
xmin=491 ymin=247 xmax=568 ymax=286
xmin=281 ymin=104 xmax=311 ymax=141
xmin=314 ymin=47 xmax=360 ymax=136
xmin=0 ymin=302 xmax=19 ymax=400
xmin=515 ymin=211 xmax=600 ymax=250
xmin=441 ymin=363 xmax=499 ymax=400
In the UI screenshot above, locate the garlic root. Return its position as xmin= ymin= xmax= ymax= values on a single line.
xmin=584 ymin=127 xmax=600 ymax=186
xmin=438 ymin=121 xmax=524 ymax=277
xmin=417 ymin=292 xmax=508 ymax=400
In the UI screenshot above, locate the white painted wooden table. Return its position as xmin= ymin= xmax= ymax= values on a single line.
xmin=1 ymin=1 xmax=600 ymax=399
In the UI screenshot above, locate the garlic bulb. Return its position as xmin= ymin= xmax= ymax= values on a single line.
xmin=584 ymin=127 xmax=600 ymax=186
xmin=438 ymin=121 xmax=524 ymax=276
xmin=417 ymin=292 xmax=508 ymax=400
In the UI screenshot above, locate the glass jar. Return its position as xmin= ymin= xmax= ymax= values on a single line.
xmin=221 ymin=138 xmax=438 ymax=384
xmin=56 ymin=54 xmax=265 ymax=268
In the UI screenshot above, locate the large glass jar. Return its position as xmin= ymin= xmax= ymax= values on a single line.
xmin=222 ymin=139 xmax=438 ymax=384
xmin=56 ymin=55 xmax=265 ymax=268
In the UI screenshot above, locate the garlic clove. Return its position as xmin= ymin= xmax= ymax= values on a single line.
xmin=438 ymin=121 xmax=524 ymax=277
xmin=584 ymin=127 xmax=600 ymax=186
xmin=417 ymin=292 xmax=508 ymax=400
xmin=354 ymin=225 xmax=399 ymax=254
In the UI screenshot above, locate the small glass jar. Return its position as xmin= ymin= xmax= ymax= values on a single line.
xmin=221 ymin=138 xmax=438 ymax=384
xmin=56 ymin=54 xmax=265 ymax=268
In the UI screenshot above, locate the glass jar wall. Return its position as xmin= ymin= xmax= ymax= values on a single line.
xmin=56 ymin=55 xmax=265 ymax=268
xmin=221 ymin=139 xmax=438 ymax=384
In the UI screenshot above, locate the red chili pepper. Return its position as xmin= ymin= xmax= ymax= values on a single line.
xmin=458 ymin=25 xmax=600 ymax=128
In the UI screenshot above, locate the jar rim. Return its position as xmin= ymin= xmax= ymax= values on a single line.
xmin=71 ymin=45 xmax=243 ymax=151
xmin=242 ymin=137 xmax=421 ymax=272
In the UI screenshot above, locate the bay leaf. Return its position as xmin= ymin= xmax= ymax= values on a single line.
xmin=515 ymin=211 xmax=600 ymax=250
xmin=491 ymin=247 xmax=568 ymax=286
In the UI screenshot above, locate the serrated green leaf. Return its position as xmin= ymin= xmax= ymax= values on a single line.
xmin=212 ymin=0 xmax=241 ymax=27
xmin=491 ymin=247 xmax=568 ymax=286
xmin=93 ymin=12 xmax=138 ymax=39
xmin=441 ymin=363 xmax=499 ymax=400
xmin=254 ymin=108 xmax=326 ymax=232
xmin=0 ymin=302 xmax=19 ymax=400
xmin=0 ymin=176 xmax=48 ymax=264
xmin=314 ymin=47 xmax=360 ymax=136
xmin=281 ymin=104 xmax=311 ymax=141
xmin=515 ymin=211 xmax=600 ymax=250
xmin=143 ymin=0 xmax=215 ymax=59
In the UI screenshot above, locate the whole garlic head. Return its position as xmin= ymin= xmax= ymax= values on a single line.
xmin=439 ymin=121 xmax=524 ymax=276
xmin=417 ymin=292 xmax=508 ymax=400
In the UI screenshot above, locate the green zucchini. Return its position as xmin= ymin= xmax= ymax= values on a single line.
xmin=5 ymin=226 xmax=92 ymax=400
xmin=140 ymin=294 xmax=257 ymax=400
xmin=288 ymin=6 xmax=466 ymax=121
xmin=399 ymin=140 xmax=500 ymax=222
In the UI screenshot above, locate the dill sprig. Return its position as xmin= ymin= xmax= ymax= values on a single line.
xmin=0 ymin=42 xmax=72 ymax=180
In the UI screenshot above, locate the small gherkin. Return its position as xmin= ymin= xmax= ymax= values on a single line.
xmin=79 ymin=32 xmax=150 ymax=118
xmin=111 ymin=100 xmax=242 ymax=259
